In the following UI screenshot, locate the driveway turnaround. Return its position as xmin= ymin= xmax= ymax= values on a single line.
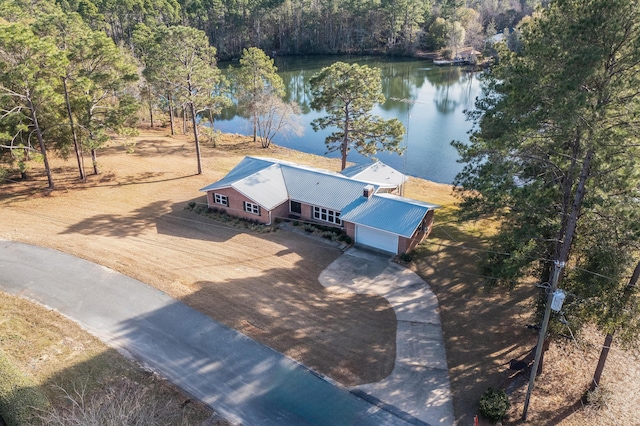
xmin=0 ymin=240 xmax=421 ymax=426
xmin=319 ymin=248 xmax=455 ymax=425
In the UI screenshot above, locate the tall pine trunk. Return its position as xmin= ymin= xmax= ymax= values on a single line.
xmin=28 ymin=99 xmax=54 ymax=189
xmin=168 ymin=92 xmax=175 ymax=135
xmin=590 ymin=261 xmax=640 ymax=390
xmin=91 ymin=148 xmax=99 ymax=175
xmin=63 ymin=77 xmax=85 ymax=181
xmin=149 ymin=102 xmax=154 ymax=128
xmin=539 ymin=149 xmax=594 ymax=374
xmin=182 ymin=105 xmax=187 ymax=134
xmin=341 ymin=110 xmax=350 ymax=170
xmin=189 ymin=101 xmax=203 ymax=174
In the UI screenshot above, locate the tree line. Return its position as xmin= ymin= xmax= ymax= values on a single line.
xmin=1 ymin=0 xmax=405 ymax=186
xmin=54 ymin=0 xmax=541 ymax=58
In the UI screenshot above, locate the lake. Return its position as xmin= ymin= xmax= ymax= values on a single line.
xmin=215 ymin=56 xmax=482 ymax=184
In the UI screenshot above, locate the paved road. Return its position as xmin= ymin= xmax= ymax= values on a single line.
xmin=0 ymin=240 xmax=419 ymax=426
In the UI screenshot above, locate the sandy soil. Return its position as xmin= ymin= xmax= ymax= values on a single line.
xmin=3 ymin=127 xmax=637 ymax=425
xmin=0 ymin=128 xmax=399 ymax=386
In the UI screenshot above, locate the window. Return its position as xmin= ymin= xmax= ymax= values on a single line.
xmin=244 ymin=201 xmax=260 ymax=215
xmin=214 ymin=193 xmax=228 ymax=206
xmin=290 ymin=201 xmax=302 ymax=214
xmin=313 ymin=206 xmax=341 ymax=225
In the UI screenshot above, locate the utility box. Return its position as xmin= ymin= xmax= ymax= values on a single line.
xmin=551 ymin=289 xmax=566 ymax=312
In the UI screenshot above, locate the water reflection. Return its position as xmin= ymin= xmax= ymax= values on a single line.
xmin=216 ymin=56 xmax=481 ymax=184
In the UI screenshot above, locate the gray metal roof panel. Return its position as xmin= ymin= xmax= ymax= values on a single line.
xmin=281 ymin=166 xmax=377 ymax=211
xmin=341 ymin=194 xmax=436 ymax=237
xmin=232 ymin=164 xmax=289 ymax=210
xmin=340 ymin=161 xmax=408 ymax=188
xmin=199 ymin=157 xmax=276 ymax=192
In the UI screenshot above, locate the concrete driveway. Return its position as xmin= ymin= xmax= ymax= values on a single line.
xmin=319 ymin=248 xmax=455 ymax=425
xmin=0 ymin=240 xmax=427 ymax=426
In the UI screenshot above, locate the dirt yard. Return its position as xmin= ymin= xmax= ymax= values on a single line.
xmin=2 ymin=127 xmax=638 ymax=425
xmin=0 ymin=128 xmax=400 ymax=386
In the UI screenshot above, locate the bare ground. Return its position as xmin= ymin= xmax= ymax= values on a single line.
xmin=2 ymin=127 xmax=638 ymax=425
xmin=0 ymin=129 xmax=396 ymax=387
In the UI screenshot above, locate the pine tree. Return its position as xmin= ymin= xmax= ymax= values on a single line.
xmin=0 ymin=23 xmax=67 ymax=189
xmin=309 ymin=62 xmax=405 ymax=170
xmin=453 ymin=0 xmax=640 ymax=395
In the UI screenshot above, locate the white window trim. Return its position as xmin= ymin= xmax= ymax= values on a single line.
xmin=244 ymin=201 xmax=260 ymax=215
xmin=214 ymin=193 xmax=228 ymax=206
xmin=313 ymin=206 xmax=341 ymax=225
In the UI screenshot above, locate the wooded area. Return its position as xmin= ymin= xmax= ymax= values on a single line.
xmin=54 ymin=0 xmax=541 ymax=58
xmin=6 ymin=0 xmax=522 ymax=185
xmin=2 ymin=0 xmax=640 ymax=422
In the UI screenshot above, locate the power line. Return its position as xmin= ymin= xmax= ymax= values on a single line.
xmin=425 ymin=238 xmax=621 ymax=282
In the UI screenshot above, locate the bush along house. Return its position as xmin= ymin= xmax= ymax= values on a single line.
xmin=200 ymin=157 xmax=439 ymax=255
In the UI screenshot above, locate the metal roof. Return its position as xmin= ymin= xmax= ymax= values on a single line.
xmin=200 ymin=157 xmax=373 ymax=211
xmin=281 ymin=166 xmax=377 ymax=211
xmin=340 ymin=161 xmax=408 ymax=188
xmin=201 ymin=157 xmax=439 ymax=236
xmin=341 ymin=193 xmax=439 ymax=238
xmin=231 ymin=164 xmax=289 ymax=210
xmin=199 ymin=157 xmax=275 ymax=192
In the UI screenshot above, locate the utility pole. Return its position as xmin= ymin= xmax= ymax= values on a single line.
xmin=522 ymin=149 xmax=593 ymax=420
xmin=522 ymin=260 xmax=564 ymax=420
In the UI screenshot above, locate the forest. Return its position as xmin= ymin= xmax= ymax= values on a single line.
xmin=0 ymin=0 xmax=537 ymax=186
xmin=54 ymin=0 xmax=541 ymax=58
xmin=2 ymin=0 xmax=640 ymax=423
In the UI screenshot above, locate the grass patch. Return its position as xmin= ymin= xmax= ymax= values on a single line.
xmin=0 ymin=292 xmax=222 ymax=425
xmin=0 ymin=349 xmax=49 ymax=425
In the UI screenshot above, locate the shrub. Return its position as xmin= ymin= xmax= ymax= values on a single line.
xmin=343 ymin=235 xmax=353 ymax=244
xmin=400 ymin=253 xmax=412 ymax=262
xmin=39 ymin=378 xmax=184 ymax=425
xmin=187 ymin=201 xmax=196 ymax=209
xmin=583 ymin=385 xmax=611 ymax=411
xmin=479 ymin=387 xmax=510 ymax=422
xmin=321 ymin=231 xmax=336 ymax=240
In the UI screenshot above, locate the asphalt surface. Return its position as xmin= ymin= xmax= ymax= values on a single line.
xmin=320 ymin=248 xmax=455 ymax=425
xmin=0 ymin=240 xmax=425 ymax=426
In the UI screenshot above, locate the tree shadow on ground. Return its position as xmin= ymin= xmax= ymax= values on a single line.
xmin=60 ymin=200 xmax=173 ymax=238
xmin=106 ymin=294 xmax=399 ymax=425
xmin=126 ymin=139 xmax=193 ymax=159
xmin=59 ymin=197 xmax=238 ymax=243
xmin=411 ymin=213 xmax=539 ymax=425
xmin=86 ymin=171 xmax=199 ymax=188
xmin=180 ymin=271 xmax=396 ymax=387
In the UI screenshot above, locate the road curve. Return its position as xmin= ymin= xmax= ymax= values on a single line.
xmin=0 ymin=240 xmax=420 ymax=426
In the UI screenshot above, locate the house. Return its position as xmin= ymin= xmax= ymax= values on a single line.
xmin=199 ymin=157 xmax=439 ymax=255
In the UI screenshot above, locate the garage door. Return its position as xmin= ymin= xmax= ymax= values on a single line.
xmin=355 ymin=225 xmax=399 ymax=254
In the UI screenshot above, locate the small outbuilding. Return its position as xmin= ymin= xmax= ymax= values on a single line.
xmin=200 ymin=157 xmax=439 ymax=254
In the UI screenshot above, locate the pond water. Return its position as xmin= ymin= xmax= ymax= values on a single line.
xmin=215 ymin=55 xmax=482 ymax=184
